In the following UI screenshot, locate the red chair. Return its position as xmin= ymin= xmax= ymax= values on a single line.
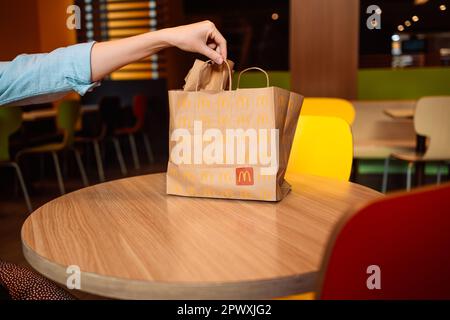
xmin=317 ymin=183 xmax=450 ymax=300
xmin=115 ymin=95 xmax=154 ymax=170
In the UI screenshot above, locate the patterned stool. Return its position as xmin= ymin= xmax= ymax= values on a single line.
xmin=0 ymin=261 xmax=75 ymax=300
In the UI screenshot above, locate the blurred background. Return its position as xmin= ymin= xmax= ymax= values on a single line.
xmin=0 ymin=1 xmax=449 ymax=288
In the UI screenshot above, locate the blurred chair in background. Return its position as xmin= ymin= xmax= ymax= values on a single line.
xmin=351 ymin=100 xmax=417 ymax=192
xmin=114 ymin=95 xmax=154 ymax=170
xmin=76 ymin=96 xmax=128 ymax=181
xmin=300 ymin=98 xmax=356 ymax=125
xmin=318 ymin=183 xmax=450 ymax=299
xmin=383 ymin=96 xmax=450 ymax=192
xmin=298 ymin=98 xmax=364 ymax=183
xmin=0 ymin=106 xmax=32 ymax=212
xmin=286 ymin=115 xmax=353 ymax=181
xmin=16 ymin=100 xmax=88 ymax=195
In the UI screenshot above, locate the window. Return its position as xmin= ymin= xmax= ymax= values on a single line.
xmin=75 ymin=0 xmax=167 ymax=80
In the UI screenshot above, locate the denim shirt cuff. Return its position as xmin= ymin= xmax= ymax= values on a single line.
xmin=66 ymin=41 xmax=100 ymax=95
xmin=0 ymin=41 xmax=101 ymax=106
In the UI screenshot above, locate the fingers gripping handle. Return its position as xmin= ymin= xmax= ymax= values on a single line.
xmin=195 ymin=60 xmax=233 ymax=92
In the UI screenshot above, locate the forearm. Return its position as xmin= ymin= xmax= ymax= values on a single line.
xmin=90 ymin=21 xmax=227 ymax=81
xmin=0 ymin=21 xmax=226 ymax=106
xmin=90 ymin=29 xmax=171 ymax=82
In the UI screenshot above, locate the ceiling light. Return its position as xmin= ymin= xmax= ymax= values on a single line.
xmin=440 ymin=4 xmax=447 ymax=11
xmin=271 ymin=13 xmax=279 ymax=21
xmin=405 ymin=20 xmax=412 ymax=27
xmin=412 ymin=15 xmax=419 ymax=22
xmin=398 ymin=25 xmax=405 ymax=31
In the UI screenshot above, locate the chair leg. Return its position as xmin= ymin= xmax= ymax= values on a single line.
xmin=406 ymin=162 xmax=413 ymax=192
xmin=62 ymin=151 xmax=69 ymax=177
xmin=350 ymin=158 xmax=358 ymax=182
xmin=13 ymin=170 xmax=19 ymax=196
xmin=437 ymin=163 xmax=442 ymax=185
xmin=143 ymin=133 xmax=154 ymax=164
xmin=39 ymin=154 xmax=45 ymax=180
xmin=112 ymin=138 xmax=127 ymax=176
xmin=73 ymin=149 xmax=89 ymax=187
xmin=93 ymin=141 xmax=105 ymax=182
xmin=51 ymin=152 xmax=65 ymax=195
xmin=128 ymin=134 xmax=140 ymax=170
xmin=11 ymin=163 xmax=32 ymax=212
xmin=382 ymin=157 xmax=390 ymax=193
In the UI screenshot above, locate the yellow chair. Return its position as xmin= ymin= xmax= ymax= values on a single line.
xmin=280 ymin=115 xmax=353 ymax=300
xmin=281 ymin=115 xmax=353 ymax=300
xmin=301 ymin=98 xmax=355 ymax=125
xmin=286 ymin=115 xmax=354 ymax=181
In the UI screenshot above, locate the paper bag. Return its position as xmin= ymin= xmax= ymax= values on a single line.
xmin=167 ymin=61 xmax=303 ymax=201
xmin=184 ymin=59 xmax=235 ymax=91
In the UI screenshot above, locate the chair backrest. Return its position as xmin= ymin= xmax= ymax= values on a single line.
xmin=99 ymin=96 xmax=122 ymax=136
xmin=414 ymin=96 xmax=450 ymax=160
xmin=57 ymin=100 xmax=81 ymax=147
xmin=318 ymin=183 xmax=450 ymax=300
xmin=301 ymin=98 xmax=356 ymax=125
xmin=132 ymin=95 xmax=148 ymax=130
xmin=286 ymin=115 xmax=353 ymax=181
xmin=0 ymin=106 xmax=23 ymax=162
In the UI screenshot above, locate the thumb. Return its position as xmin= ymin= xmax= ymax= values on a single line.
xmin=199 ymin=44 xmax=224 ymax=64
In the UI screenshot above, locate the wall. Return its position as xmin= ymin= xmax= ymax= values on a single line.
xmin=290 ymin=0 xmax=360 ymax=99
xmin=231 ymin=68 xmax=450 ymax=100
xmin=37 ymin=0 xmax=77 ymax=52
xmin=232 ymin=71 xmax=291 ymax=90
xmin=358 ymin=67 xmax=450 ymax=100
xmin=0 ymin=0 xmax=76 ymax=61
xmin=0 ymin=0 xmax=41 ymax=60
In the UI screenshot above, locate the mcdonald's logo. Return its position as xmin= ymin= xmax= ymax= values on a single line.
xmin=236 ymin=167 xmax=254 ymax=186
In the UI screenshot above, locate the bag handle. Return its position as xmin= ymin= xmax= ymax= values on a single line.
xmin=195 ymin=59 xmax=233 ymax=92
xmin=237 ymin=67 xmax=270 ymax=88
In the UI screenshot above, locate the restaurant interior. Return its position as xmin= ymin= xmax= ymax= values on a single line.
xmin=0 ymin=0 xmax=449 ymax=301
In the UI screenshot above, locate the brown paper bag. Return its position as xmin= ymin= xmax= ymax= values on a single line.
xmin=167 ymin=61 xmax=303 ymax=201
xmin=184 ymin=59 xmax=235 ymax=91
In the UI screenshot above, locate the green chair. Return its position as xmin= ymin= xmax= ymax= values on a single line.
xmin=16 ymin=100 xmax=89 ymax=195
xmin=0 ymin=106 xmax=32 ymax=212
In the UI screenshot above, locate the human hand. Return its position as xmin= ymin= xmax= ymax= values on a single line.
xmin=162 ymin=21 xmax=227 ymax=64
xmin=90 ymin=21 xmax=228 ymax=81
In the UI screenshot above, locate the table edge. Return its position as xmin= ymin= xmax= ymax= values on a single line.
xmin=22 ymin=239 xmax=316 ymax=300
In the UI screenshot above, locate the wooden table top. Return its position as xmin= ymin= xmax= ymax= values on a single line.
xmin=21 ymin=173 xmax=381 ymax=300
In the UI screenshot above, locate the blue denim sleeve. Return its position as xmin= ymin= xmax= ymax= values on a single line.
xmin=0 ymin=42 xmax=99 ymax=106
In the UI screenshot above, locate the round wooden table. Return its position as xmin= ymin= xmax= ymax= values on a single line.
xmin=22 ymin=173 xmax=381 ymax=299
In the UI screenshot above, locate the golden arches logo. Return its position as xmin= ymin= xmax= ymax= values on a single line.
xmin=236 ymin=96 xmax=250 ymax=109
xmin=178 ymin=98 xmax=192 ymax=109
xmin=257 ymin=95 xmax=269 ymax=107
xmin=218 ymin=96 xmax=230 ymax=108
xmin=198 ymin=97 xmax=211 ymax=109
xmin=236 ymin=167 xmax=254 ymax=186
